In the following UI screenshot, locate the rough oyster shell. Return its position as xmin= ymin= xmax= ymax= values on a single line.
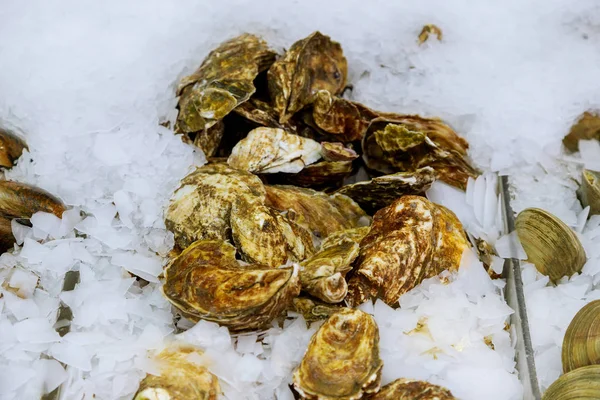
xmin=268 ymin=32 xmax=348 ymax=123
xmin=562 ymin=299 xmax=600 ymax=373
xmin=319 ymin=226 xmax=371 ymax=249
xmin=228 ymin=127 xmax=322 ymax=174
xmin=0 ymin=128 xmax=27 ymax=169
xmin=291 ymin=297 xmax=343 ymax=323
xmin=175 ymin=34 xmax=276 ymax=154
xmin=365 ymin=378 xmax=455 ymax=400
xmin=515 ymin=208 xmax=586 ymax=282
xmin=542 ymin=365 xmax=600 ymax=400
xmin=164 ymin=163 xmax=266 ymax=250
xmin=133 ymin=346 xmax=220 ymax=400
xmin=280 ymin=160 xmax=354 ymax=189
xmin=293 ymin=308 xmax=383 ymax=400
xmin=321 ymin=142 xmax=358 ymax=161
xmin=162 ymin=240 xmax=300 ymax=331
xmin=336 ymin=167 xmax=436 ymax=214
xmin=346 ymin=196 xmax=469 ymax=307
xmin=579 ymin=169 xmax=600 ymax=216
xmin=563 ymin=111 xmax=600 ymax=152
xmin=264 ymin=185 xmax=369 ymax=239
xmin=0 ymin=180 xmax=66 ymax=220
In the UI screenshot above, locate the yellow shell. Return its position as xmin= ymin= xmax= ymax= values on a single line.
xmin=542 ymin=365 xmax=600 ymax=400
xmin=562 ymin=300 xmax=600 ymax=373
xmin=515 ymin=208 xmax=586 ymax=282
xmin=579 ymin=169 xmax=600 ymax=216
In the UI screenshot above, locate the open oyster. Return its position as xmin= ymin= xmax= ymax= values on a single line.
xmin=362 ymin=118 xmax=477 ymax=190
xmin=293 ymin=308 xmax=383 ymax=399
xmin=579 ymin=169 xmax=600 ymax=216
xmin=346 ymin=196 xmax=469 ymax=307
xmin=133 ymin=346 xmax=220 ymax=400
xmin=300 ymin=237 xmax=359 ymax=303
xmin=563 ymin=111 xmax=600 ymax=152
xmin=162 ymin=240 xmax=300 ymax=331
xmin=264 ymin=185 xmax=369 ymax=239
xmin=336 ymin=167 xmax=436 ymax=214
xmin=365 ymin=379 xmax=455 ymax=400
xmin=542 ymin=365 xmax=600 ymax=400
xmin=175 ymin=34 xmax=276 ymax=156
xmin=0 ymin=128 xmax=27 ymax=169
xmin=164 ymin=163 xmax=266 ymax=250
xmin=268 ymin=31 xmax=347 ymax=123
xmin=228 ymin=127 xmax=322 ymax=174
xmin=562 ymin=299 xmax=600 ymax=373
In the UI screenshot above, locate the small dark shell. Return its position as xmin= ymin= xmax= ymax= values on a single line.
xmin=336 ymin=167 xmax=436 ymax=214
xmin=0 ymin=128 xmax=27 ymax=169
xmin=365 ymin=379 xmax=455 ymax=400
xmin=268 ymin=32 xmax=348 ymax=123
xmin=563 ymin=111 xmax=600 ymax=152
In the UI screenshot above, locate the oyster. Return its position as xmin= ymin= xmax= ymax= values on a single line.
xmin=362 ymin=118 xmax=477 ymax=190
xmin=0 ymin=180 xmax=66 ymax=220
xmin=162 ymin=240 xmax=300 ymax=331
xmin=321 ymin=142 xmax=358 ymax=161
xmin=579 ymin=169 xmax=600 ymax=216
xmin=418 ymin=24 xmax=443 ymax=45
xmin=515 ymin=208 xmax=586 ymax=282
xmin=293 ymin=308 xmax=383 ymax=399
xmin=0 ymin=128 xmax=27 ymax=169
xmin=230 ymin=195 xmax=314 ymax=268
xmin=365 ymin=378 xmax=455 ymax=400
xmin=292 ymin=297 xmax=342 ymax=323
xmin=336 ymin=167 xmax=436 ymax=214
xmin=300 ymin=237 xmax=360 ymax=303
xmin=264 ymin=185 xmax=369 ymax=239
xmin=319 ymin=226 xmax=371 ymax=249
xmin=228 ymin=127 xmax=322 ymax=174
xmin=563 ymin=111 xmax=600 ymax=152
xmin=281 ymin=160 xmax=353 ymax=189
xmin=175 ymin=34 xmax=276 ymax=154
xmin=268 ymin=32 xmax=348 ymax=123
xmin=164 ymin=163 xmax=266 ymax=250
xmin=346 ymin=196 xmax=469 ymax=307
xmin=562 ymin=299 xmax=600 ymax=373
xmin=542 ymin=365 xmax=600 ymax=400
xmin=133 ymin=346 xmax=220 ymax=400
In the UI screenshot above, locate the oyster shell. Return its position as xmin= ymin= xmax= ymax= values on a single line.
xmin=562 ymin=299 xmax=600 ymax=373
xmin=336 ymin=167 xmax=436 ymax=214
xmin=363 ymin=118 xmax=477 ymax=190
xmin=515 ymin=208 xmax=586 ymax=282
xmin=542 ymin=365 xmax=600 ymax=400
xmin=293 ymin=308 xmax=383 ymax=399
xmin=0 ymin=180 xmax=66 ymax=220
xmin=264 ymin=185 xmax=369 ymax=239
xmin=133 ymin=346 xmax=220 ymax=400
xmin=321 ymin=142 xmax=358 ymax=161
xmin=230 ymin=195 xmax=315 ymax=267
xmin=280 ymin=160 xmax=353 ymax=189
xmin=228 ymin=127 xmax=322 ymax=174
xmin=164 ymin=163 xmax=266 ymax=250
xmin=579 ymin=169 xmax=600 ymax=216
xmin=418 ymin=24 xmax=443 ymax=45
xmin=300 ymin=237 xmax=360 ymax=303
xmin=0 ymin=128 xmax=27 ymax=169
xmin=563 ymin=111 xmax=600 ymax=152
xmin=162 ymin=240 xmax=300 ymax=331
xmin=319 ymin=226 xmax=371 ymax=249
xmin=291 ymin=296 xmax=343 ymax=323
xmin=175 ymin=34 xmax=276 ymax=153
xmin=365 ymin=378 xmax=455 ymax=400
xmin=268 ymin=32 xmax=348 ymax=123
xmin=346 ymin=196 xmax=469 ymax=307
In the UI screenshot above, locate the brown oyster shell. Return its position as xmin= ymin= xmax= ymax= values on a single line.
xmin=162 ymin=240 xmax=300 ymax=331
xmin=0 ymin=180 xmax=66 ymax=220
xmin=0 ymin=128 xmax=27 ymax=169
xmin=228 ymin=127 xmax=322 ymax=174
xmin=319 ymin=226 xmax=371 ymax=249
xmin=362 ymin=117 xmax=477 ymax=190
xmin=563 ymin=111 xmax=600 ymax=152
xmin=336 ymin=167 xmax=436 ymax=214
xmin=264 ymin=185 xmax=369 ymax=239
xmin=175 ymin=34 xmax=276 ymax=153
xmin=418 ymin=24 xmax=443 ymax=45
xmin=280 ymin=160 xmax=353 ymax=189
xmin=300 ymin=237 xmax=360 ymax=303
xmin=291 ymin=297 xmax=343 ymax=323
xmin=293 ymin=308 xmax=383 ymax=400
xmin=230 ymin=195 xmax=315 ymax=268
xmin=185 ymin=120 xmax=225 ymax=158
xmin=268 ymin=32 xmax=348 ymax=123
xmin=321 ymin=142 xmax=358 ymax=161
xmin=164 ymin=163 xmax=266 ymax=250
xmin=365 ymin=378 xmax=455 ymax=400
xmin=133 ymin=346 xmax=220 ymax=400
xmin=346 ymin=195 xmax=469 ymax=307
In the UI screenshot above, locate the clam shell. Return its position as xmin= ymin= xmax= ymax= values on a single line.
xmin=562 ymin=299 xmax=600 ymax=373
xmin=579 ymin=169 xmax=600 ymax=216
xmin=542 ymin=365 xmax=600 ymax=400
xmin=515 ymin=208 xmax=586 ymax=282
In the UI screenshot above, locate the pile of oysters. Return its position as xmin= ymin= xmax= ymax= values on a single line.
xmin=138 ymin=31 xmax=486 ymax=399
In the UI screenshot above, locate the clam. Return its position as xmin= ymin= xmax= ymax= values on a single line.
xmin=579 ymin=169 xmax=600 ymax=216
xmin=133 ymin=346 xmax=220 ymax=400
xmin=162 ymin=239 xmax=300 ymax=331
xmin=542 ymin=365 xmax=600 ymax=400
xmin=563 ymin=111 xmax=600 ymax=152
xmin=515 ymin=208 xmax=586 ymax=282
xmin=292 ymin=308 xmax=383 ymax=399
xmin=365 ymin=378 xmax=455 ymax=400
xmin=562 ymin=299 xmax=600 ymax=373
